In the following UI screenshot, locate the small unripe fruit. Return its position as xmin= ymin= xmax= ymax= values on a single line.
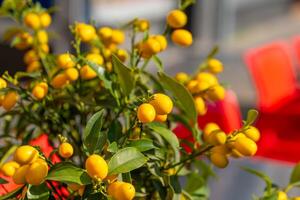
xmin=135 ymin=19 xmax=150 ymax=32
xmin=116 ymin=49 xmax=128 ymax=62
xmin=194 ymin=96 xmax=207 ymax=116
xmin=39 ymin=12 xmax=52 ymax=28
xmin=149 ymin=93 xmax=173 ymax=115
xmin=24 ymin=49 xmax=39 ymax=65
xmin=32 ymin=85 xmax=46 ymax=100
xmin=58 ymin=142 xmax=74 ymax=158
xmin=207 ymin=58 xmax=223 ymax=74
xmin=167 ymin=10 xmax=187 ymax=28
xmin=211 ymin=145 xmax=230 ymax=155
xmin=137 ymin=103 xmax=156 ymax=123
xmin=1 ymin=161 xmax=20 ymax=177
xmin=57 ymin=53 xmax=76 ymax=69
xmin=85 ymin=154 xmax=108 ymax=180
xmin=27 ymin=61 xmax=41 ymax=72
xmin=14 ymin=145 xmax=39 ymax=165
xmin=86 ymin=53 xmax=104 ymax=65
xmin=243 ymin=126 xmax=260 ymax=142
xmin=234 ymin=137 xmax=257 ymax=156
xmin=278 ymin=191 xmax=288 ymax=200
xmin=171 ymin=29 xmax=193 ymax=47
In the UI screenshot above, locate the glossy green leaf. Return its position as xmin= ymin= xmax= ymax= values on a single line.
xmin=46 ymin=162 xmax=91 ymax=185
xmin=158 ymin=72 xmax=197 ymax=124
xmin=108 ymin=147 xmax=148 ymax=175
xmin=127 ymin=138 xmax=156 ymax=152
xmin=112 ymin=54 xmax=135 ymax=96
xmin=152 ymin=55 xmax=164 ymax=71
xmin=245 ymin=109 xmax=259 ymax=126
xmin=107 ymin=142 xmax=119 ymax=153
xmin=290 ymin=162 xmax=300 ymax=183
xmin=83 ymin=110 xmax=107 ymax=154
xmin=27 ymin=183 xmax=49 ymax=200
xmin=0 ymin=177 xmax=8 ymax=184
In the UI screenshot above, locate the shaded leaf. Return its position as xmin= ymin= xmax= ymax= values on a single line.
xmin=27 ymin=183 xmax=49 ymax=200
xmin=127 ymin=139 xmax=156 ymax=152
xmin=290 ymin=162 xmax=300 ymax=183
xmin=0 ymin=177 xmax=8 ymax=184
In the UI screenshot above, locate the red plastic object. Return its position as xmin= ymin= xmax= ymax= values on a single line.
xmin=174 ymin=90 xmax=242 ymax=152
xmin=292 ymin=36 xmax=300 ymax=66
xmin=244 ymin=41 xmax=300 ymax=114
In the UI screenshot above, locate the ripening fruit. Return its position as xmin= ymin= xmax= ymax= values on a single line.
xmin=207 ymin=58 xmax=223 ymax=74
xmin=167 ymin=9 xmax=187 ymax=28
xmin=278 ymin=191 xmax=288 ymax=200
xmin=108 ymin=181 xmax=135 ymax=200
xmin=1 ymin=161 xmax=20 ymax=177
xmin=24 ymin=13 xmax=40 ymax=29
xmin=154 ymin=114 xmax=167 ymax=122
xmin=58 ymin=142 xmax=74 ymax=158
xmin=14 ymin=145 xmax=39 ymax=165
xmin=25 ymin=159 xmax=48 ymax=185
xmin=36 ymin=30 xmax=48 ymax=44
xmin=98 ymin=27 xmax=113 ymax=41
xmin=153 ymin=35 xmax=168 ymax=51
xmin=111 ymin=29 xmax=125 ymax=44
xmin=40 ymin=44 xmax=49 ymax=53
xmin=203 ymin=123 xmax=220 ymax=142
xmin=108 ymin=181 xmax=123 ymax=198
xmin=137 ymin=103 xmax=156 ymax=123
xmin=24 ymin=49 xmax=39 ymax=65
xmin=208 ymin=131 xmax=227 ymax=145
xmin=51 ymin=73 xmax=69 ymax=89
xmin=39 ymin=12 xmax=51 ymax=28
xmin=175 ymin=72 xmax=189 ymax=84
xmin=206 ymin=85 xmax=225 ymax=101
xmin=57 ymin=53 xmax=76 ymax=69
xmin=211 ymin=145 xmax=230 ymax=155
xmin=2 ymin=91 xmax=19 ymax=111
xmin=116 ymin=49 xmax=128 ymax=62
xmin=80 ymin=65 xmax=97 ymax=80
xmin=0 ymin=78 xmax=7 ymax=89
xmin=196 ymin=81 xmax=210 ymax=92
xmin=65 ymin=68 xmax=79 ymax=81
xmin=75 ymin=23 xmax=97 ymax=42
xmin=234 ymin=137 xmax=257 ymax=156
xmin=86 ymin=53 xmax=104 ymax=65
xmin=171 ymin=29 xmax=193 ymax=47
xmin=186 ymin=80 xmax=198 ymax=93
xmin=196 ymin=72 xmax=218 ymax=86
xmin=135 ymin=19 xmax=150 ymax=32
xmin=85 ymin=154 xmax=108 ymax=180
xmin=15 ymin=32 xmax=33 ymax=50
xmin=243 ymin=126 xmax=260 ymax=142
xmin=144 ymin=38 xmax=161 ymax=55
xmin=149 ymin=93 xmax=173 ymax=115
xmin=210 ymin=153 xmax=228 ymax=168
xmin=12 ymin=164 xmax=30 ymax=184
xmin=32 ymin=84 xmax=47 ymax=100
xmin=27 ymin=61 xmax=41 ymax=72
xmin=194 ymin=96 xmax=207 ymax=116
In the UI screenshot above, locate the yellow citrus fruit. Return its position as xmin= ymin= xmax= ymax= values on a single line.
xmin=65 ymin=68 xmax=79 ymax=81
xmin=32 ymin=84 xmax=46 ymax=100
xmin=14 ymin=145 xmax=39 ymax=165
xmin=234 ymin=137 xmax=257 ymax=156
xmin=135 ymin=19 xmax=150 ymax=32
xmin=203 ymin=122 xmax=220 ymax=142
xmin=27 ymin=61 xmax=41 ymax=72
xmin=90 ymin=47 xmax=100 ymax=54
xmin=24 ymin=13 xmax=40 ymax=29
xmin=12 ymin=164 xmax=30 ymax=184
xmin=137 ymin=103 xmax=156 ymax=123
xmin=25 ymin=159 xmax=48 ymax=185
xmin=24 ymin=49 xmax=39 ymax=65
xmin=175 ymin=72 xmax=189 ymax=84
xmin=207 ymin=58 xmax=223 ymax=74
xmin=154 ymin=114 xmax=168 ymax=122
xmin=171 ymin=29 xmax=193 ymax=47
xmin=208 ymin=131 xmax=227 ymax=145
xmin=153 ymin=35 xmax=167 ymax=51
xmin=57 ymin=53 xmax=76 ymax=69
xmin=1 ymin=161 xmax=20 ymax=177
xmin=117 ymin=182 xmax=136 ymax=200
xmin=40 ymin=44 xmax=50 ymax=53
xmin=36 ymin=30 xmax=48 ymax=44
xmin=39 ymin=12 xmax=52 ymax=28
xmin=2 ymin=91 xmax=19 ymax=111
xmin=116 ymin=49 xmax=128 ymax=62
xmin=0 ymin=78 xmax=7 ymax=89
xmin=107 ymin=181 xmax=123 ymax=198
xmin=106 ymin=62 xmax=113 ymax=72
xmin=85 ymin=154 xmax=108 ymax=180
xmin=75 ymin=23 xmax=97 ymax=42
xmin=196 ymin=81 xmax=210 ymax=92
xmin=98 ymin=27 xmax=113 ymax=41
xmin=278 ymin=191 xmax=288 ymax=200
xmin=210 ymin=153 xmax=228 ymax=168
xmin=138 ymin=43 xmax=152 ymax=59
xmin=80 ymin=65 xmax=97 ymax=80
xmin=51 ymin=73 xmax=69 ymax=89
xmin=145 ymin=38 xmax=161 ymax=54
xmin=165 ymin=168 xmax=176 ymax=175
xmin=243 ymin=126 xmax=260 ymax=142
xmin=58 ymin=142 xmax=74 ymax=159
xmin=207 ymin=85 xmax=225 ymax=101
xmin=211 ymin=145 xmax=230 ymax=155
xmin=149 ymin=93 xmax=173 ymax=115
xmin=194 ymin=96 xmax=207 ymax=116
xmin=86 ymin=53 xmax=104 ymax=65
xmin=102 ymin=49 xmax=112 ymax=59
xmin=186 ymin=80 xmax=198 ymax=93
xmin=196 ymin=72 xmax=218 ymax=86
xmin=111 ymin=29 xmax=125 ymax=44
xmin=167 ymin=9 xmax=187 ymax=28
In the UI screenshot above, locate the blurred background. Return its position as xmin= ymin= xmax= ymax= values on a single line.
xmin=1 ymin=0 xmax=300 ymax=199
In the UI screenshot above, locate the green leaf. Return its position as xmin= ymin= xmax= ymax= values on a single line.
xmin=242 ymin=167 xmax=273 ymax=192
xmin=46 ymin=162 xmax=91 ymax=185
xmin=14 ymin=71 xmax=42 ymax=79
xmin=206 ymin=46 xmax=219 ymax=59
xmin=0 ymin=186 xmax=23 ymax=200
xmin=290 ymin=162 xmax=300 ymax=183
xmin=127 ymin=139 xmax=156 ymax=152
xmin=108 ymin=119 xmax=123 ymax=143
xmin=169 ymin=175 xmax=181 ymax=194
xmin=107 ymin=142 xmax=119 ymax=153
xmin=112 ymin=54 xmax=135 ymax=96
xmin=108 ymin=147 xmax=148 ymax=175
xmin=83 ymin=110 xmax=107 ymax=154
xmin=152 ymin=55 xmax=164 ymax=71
xmin=245 ymin=109 xmax=259 ymax=126
xmin=184 ymin=172 xmax=205 ymax=193
xmin=27 ymin=183 xmax=49 ymax=200
xmin=0 ymin=177 xmax=8 ymax=184
xmin=158 ymin=72 xmax=197 ymax=124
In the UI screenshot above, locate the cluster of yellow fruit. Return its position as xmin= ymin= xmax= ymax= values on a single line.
xmin=167 ymin=9 xmax=193 ymax=47
xmin=137 ymin=93 xmax=173 ymax=123
xmin=203 ymin=123 xmax=260 ymax=168
xmin=137 ymin=34 xmax=167 ymax=59
xmin=0 ymin=145 xmax=48 ymax=185
xmin=85 ymin=154 xmax=135 ymax=200
xmin=0 ymin=78 xmax=19 ymax=111
xmin=175 ymin=58 xmax=225 ymax=116
xmin=31 ymin=81 xmax=48 ymax=100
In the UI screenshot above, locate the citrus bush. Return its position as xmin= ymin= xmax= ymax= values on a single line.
xmin=0 ymin=0 xmax=261 ymax=199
